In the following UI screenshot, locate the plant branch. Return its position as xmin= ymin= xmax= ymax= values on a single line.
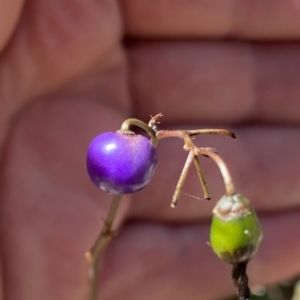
xmin=171 ymin=151 xmax=195 ymax=208
xmin=193 ymin=155 xmax=211 ymax=200
xmin=196 ymin=148 xmax=235 ymax=196
xmin=85 ymin=194 xmax=122 ymax=300
xmin=188 ymin=129 xmax=236 ymax=139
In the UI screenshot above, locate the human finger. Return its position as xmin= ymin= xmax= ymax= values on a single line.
xmin=0 ymin=0 xmax=121 ymax=143
xmin=0 ymin=0 xmax=24 ymax=50
xmin=121 ymin=0 xmax=300 ymax=39
xmin=0 ymin=3 xmax=24 ymax=295
xmin=127 ymin=41 xmax=300 ymax=124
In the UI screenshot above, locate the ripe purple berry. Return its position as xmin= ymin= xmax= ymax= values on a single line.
xmin=86 ymin=132 xmax=158 ymax=194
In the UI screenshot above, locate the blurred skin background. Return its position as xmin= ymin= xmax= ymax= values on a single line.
xmin=1 ymin=1 xmax=300 ymax=300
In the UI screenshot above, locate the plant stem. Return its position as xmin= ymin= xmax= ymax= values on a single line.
xmin=157 ymin=127 xmax=236 ymax=200
xmin=156 ymin=129 xmax=236 ymax=141
xmin=196 ymin=148 xmax=235 ymax=196
xmin=120 ymin=118 xmax=158 ymax=145
xmin=85 ymin=194 xmax=122 ymax=300
xmin=171 ymin=151 xmax=194 ymax=208
xmin=188 ymin=129 xmax=236 ymax=139
xmin=193 ymin=155 xmax=211 ymax=200
xmin=231 ymin=261 xmax=250 ymax=300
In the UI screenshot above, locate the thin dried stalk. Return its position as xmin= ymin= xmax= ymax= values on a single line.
xmin=85 ymin=195 xmax=122 ymax=300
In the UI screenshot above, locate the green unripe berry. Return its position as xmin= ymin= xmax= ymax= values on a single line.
xmin=210 ymin=194 xmax=262 ymax=264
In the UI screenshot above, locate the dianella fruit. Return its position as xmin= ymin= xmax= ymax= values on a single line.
xmin=210 ymin=194 xmax=262 ymax=264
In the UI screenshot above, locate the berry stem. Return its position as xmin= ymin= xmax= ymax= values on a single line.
xmin=120 ymin=118 xmax=158 ymax=146
xmin=231 ymin=261 xmax=250 ymax=300
xmin=85 ymin=194 xmax=122 ymax=300
xmin=196 ymin=148 xmax=235 ymax=196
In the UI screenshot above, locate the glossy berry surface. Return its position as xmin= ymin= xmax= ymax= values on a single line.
xmin=86 ymin=132 xmax=158 ymax=194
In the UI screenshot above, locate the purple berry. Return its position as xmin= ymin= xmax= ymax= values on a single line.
xmin=86 ymin=132 xmax=158 ymax=194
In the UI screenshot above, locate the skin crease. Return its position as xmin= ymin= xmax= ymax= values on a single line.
xmin=0 ymin=0 xmax=300 ymax=300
